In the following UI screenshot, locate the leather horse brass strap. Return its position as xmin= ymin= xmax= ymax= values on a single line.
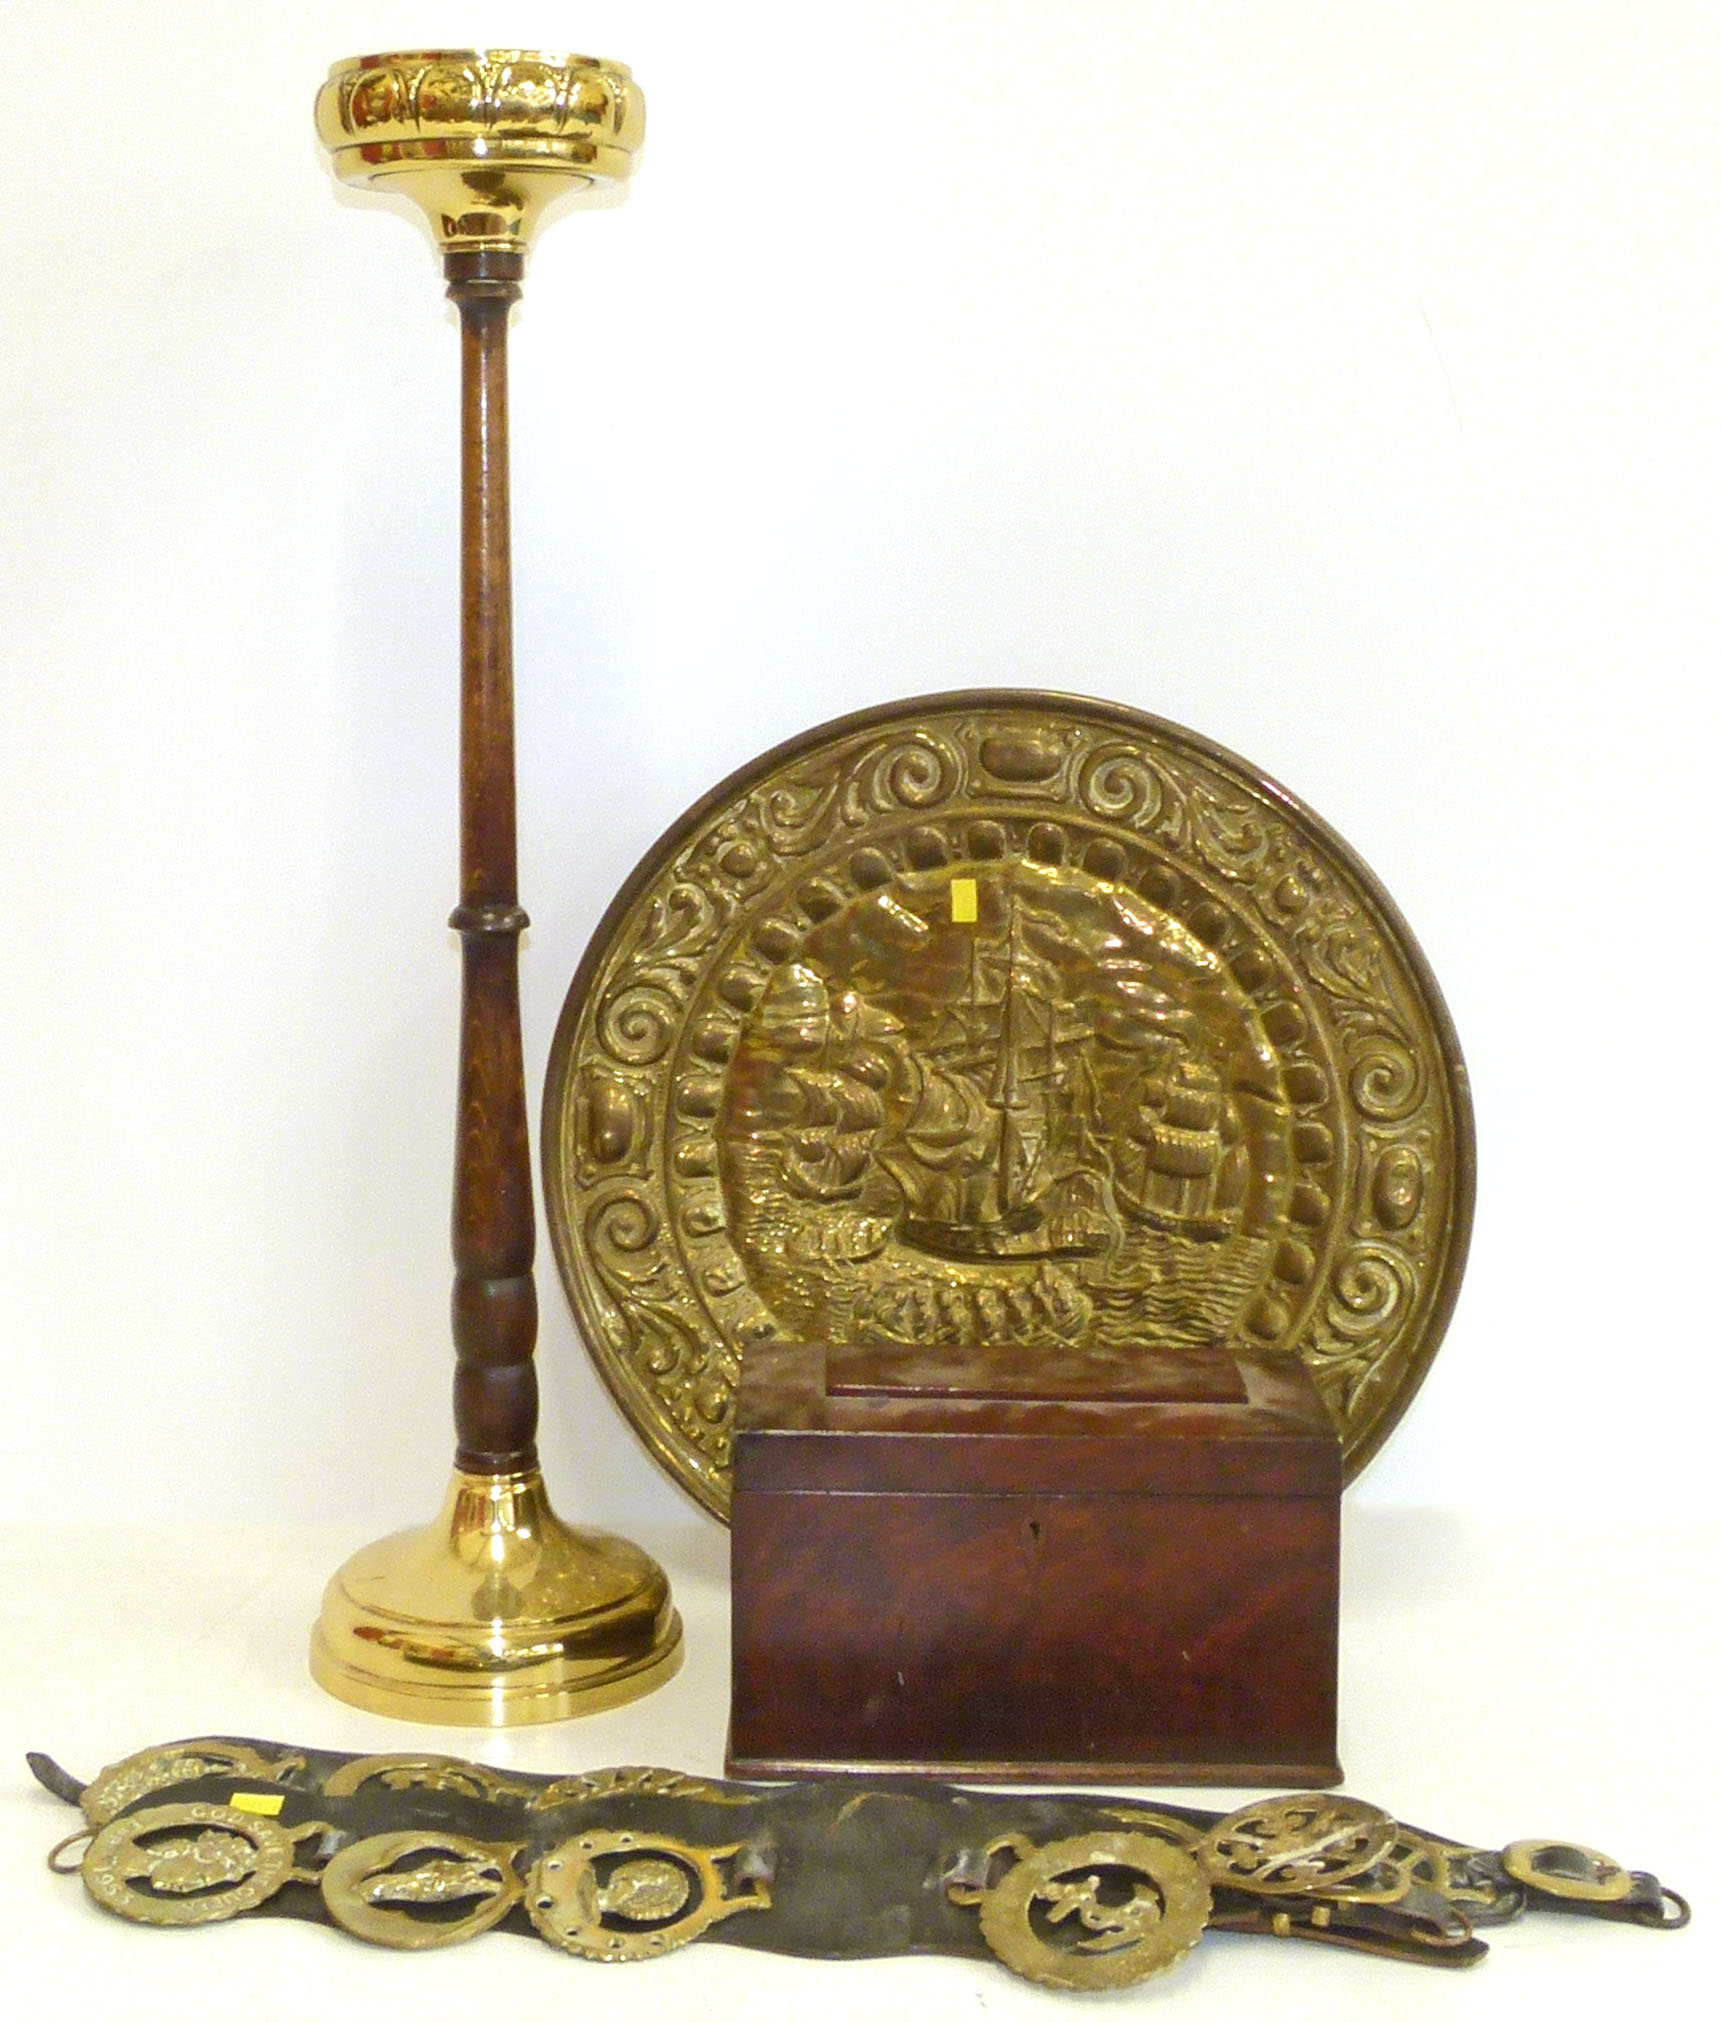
xmin=35 ymin=1740 xmax=1686 ymax=1992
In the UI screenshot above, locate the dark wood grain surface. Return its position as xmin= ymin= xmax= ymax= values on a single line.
xmin=730 ymin=1344 xmax=1341 ymax=1783
xmin=445 ymin=247 xmax=539 ymax=1475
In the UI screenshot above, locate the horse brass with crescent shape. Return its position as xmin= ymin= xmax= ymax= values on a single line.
xmin=544 ymin=693 xmax=1473 ymax=1519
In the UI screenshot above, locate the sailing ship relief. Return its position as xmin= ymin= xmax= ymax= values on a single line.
xmin=891 ymin=902 xmax=1111 ymax=1264
xmin=718 ymin=863 xmax=1292 ymax=1355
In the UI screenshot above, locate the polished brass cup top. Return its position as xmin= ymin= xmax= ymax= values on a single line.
xmin=315 ymin=48 xmax=644 ymax=256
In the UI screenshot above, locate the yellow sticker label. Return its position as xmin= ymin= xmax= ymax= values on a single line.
xmin=950 ymin=877 xmax=978 ymax=924
xmin=228 ymin=1791 xmax=285 ymax=1816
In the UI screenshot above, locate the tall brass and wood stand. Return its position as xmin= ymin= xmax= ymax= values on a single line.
xmin=308 ymin=49 xmax=681 ymax=1722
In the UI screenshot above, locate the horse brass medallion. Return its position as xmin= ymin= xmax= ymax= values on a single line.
xmin=544 ymin=693 xmax=1473 ymax=1518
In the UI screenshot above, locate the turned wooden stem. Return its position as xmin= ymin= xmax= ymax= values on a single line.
xmin=445 ymin=247 xmax=538 ymax=1473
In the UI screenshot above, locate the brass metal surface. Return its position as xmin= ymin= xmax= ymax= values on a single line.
xmin=309 ymin=1468 xmax=683 ymax=1725
xmin=1198 ymin=1796 xmax=1399 ymax=1896
xmin=1500 ymin=1839 xmax=1634 ymax=1903
xmin=543 ymin=692 xmax=1474 ymax=1517
xmin=972 ymin=1830 xmax=1211 ymax=1990
xmin=81 ymin=1803 xmax=322 ymax=1927
xmin=78 ymin=1742 xmax=305 ymax=1828
xmin=322 ymin=1753 xmax=540 ymax=1803
xmin=322 ymin=1831 xmax=524 ymax=1947
xmin=525 ymin=1828 xmax=771 ymax=1959
xmin=316 ymin=1752 xmax=744 ymax=1810
xmin=315 ymin=49 xmax=643 ymax=255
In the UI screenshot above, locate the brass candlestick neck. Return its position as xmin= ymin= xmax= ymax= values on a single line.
xmin=315 ymin=49 xmax=643 ymax=258
xmin=309 ymin=48 xmax=678 ymax=1724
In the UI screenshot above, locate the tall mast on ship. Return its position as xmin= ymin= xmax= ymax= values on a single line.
xmin=988 ymin=899 xmax=1030 ymax=1215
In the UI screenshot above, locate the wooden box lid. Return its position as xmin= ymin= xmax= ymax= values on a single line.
xmin=733 ymin=1341 xmax=1339 ymax=1499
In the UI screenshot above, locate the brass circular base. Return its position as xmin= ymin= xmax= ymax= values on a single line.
xmin=310 ymin=1468 xmax=683 ymax=1725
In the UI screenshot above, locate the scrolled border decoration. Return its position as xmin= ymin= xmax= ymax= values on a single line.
xmin=1324 ymin=1243 xmax=1416 ymax=1346
xmin=1073 ymin=740 xmax=1169 ymax=828
xmin=846 ymin=728 xmax=966 ymax=821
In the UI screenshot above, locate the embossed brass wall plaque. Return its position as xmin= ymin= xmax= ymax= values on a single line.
xmin=543 ymin=692 xmax=1474 ymax=1519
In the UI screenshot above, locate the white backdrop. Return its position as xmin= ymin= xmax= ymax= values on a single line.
xmin=3 ymin=8 xmax=1717 ymax=2020
xmin=3 ymin=1 xmax=1716 ymax=1539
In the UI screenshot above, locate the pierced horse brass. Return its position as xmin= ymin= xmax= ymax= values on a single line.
xmin=321 ymin=1831 xmax=524 ymax=1948
xmin=970 ymin=1830 xmax=1213 ymax=1990
xmin=79 ymin=1801 xmax=326 ymax=1928
xmin=526 ymin=1828 xmax=771 ymax=1959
